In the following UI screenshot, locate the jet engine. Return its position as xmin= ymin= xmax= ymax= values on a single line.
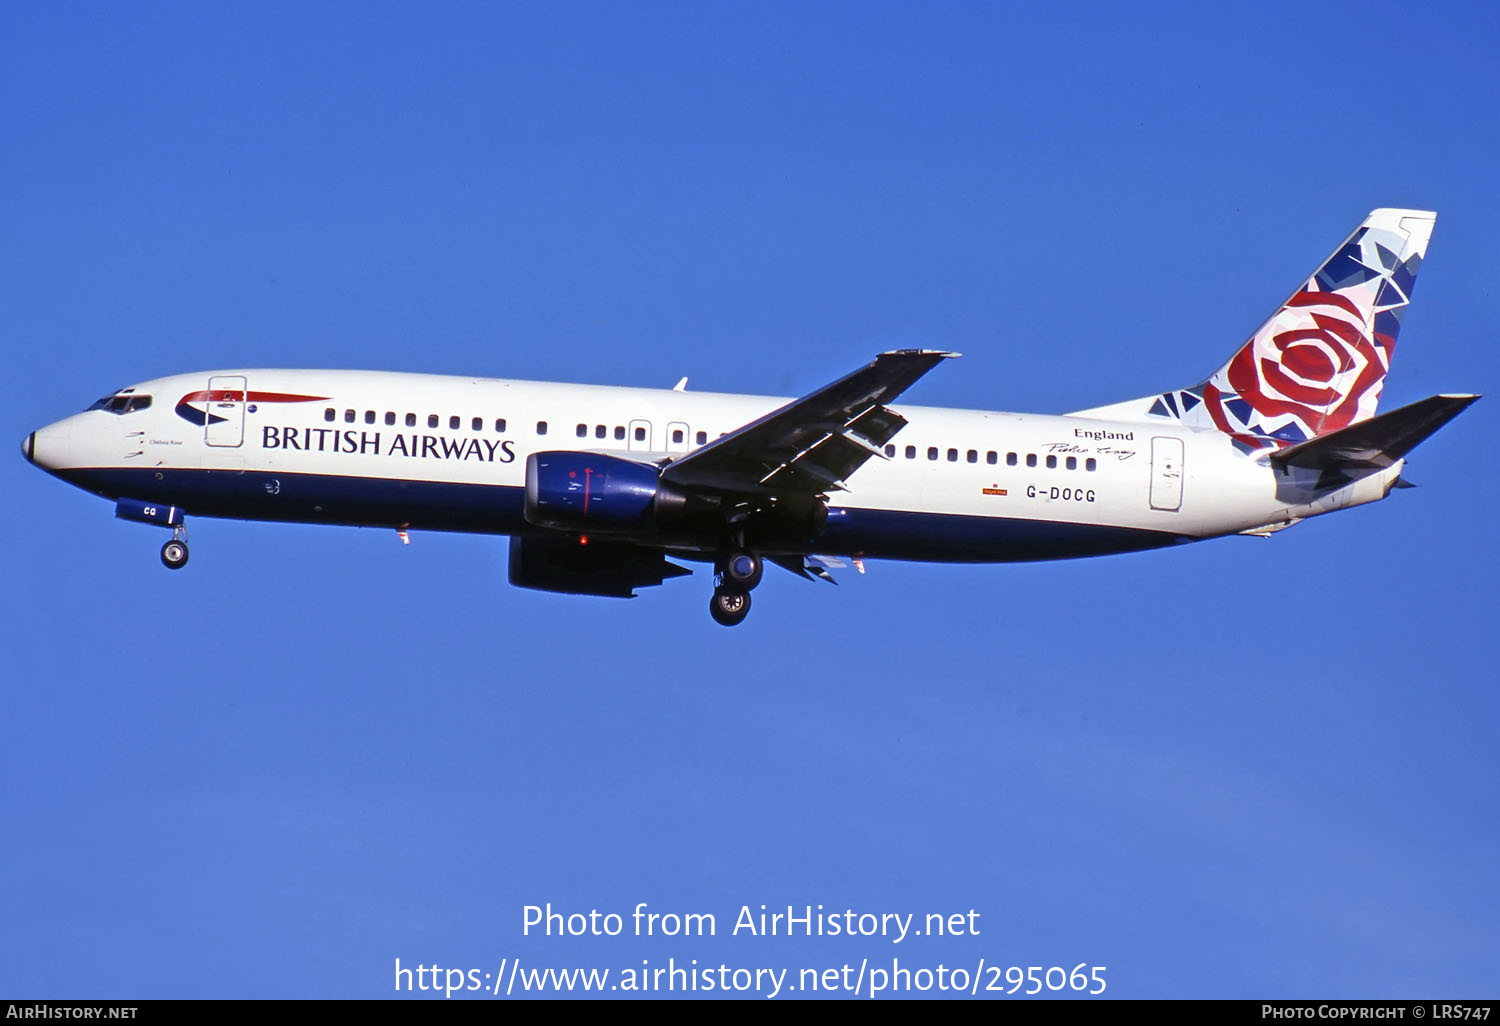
xmin=523 ymin=451 xmax=693 ymax=531
xmin=508 ymin=535 xmax=691 ymax=598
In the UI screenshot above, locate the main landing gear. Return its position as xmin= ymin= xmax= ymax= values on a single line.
xmin=160 ymin=527 xmax=189 ymax=570
xmin=709 ymin=588 xmax=751 ymax=627
xmin=709 ymin=549 xmax=762 ymax=627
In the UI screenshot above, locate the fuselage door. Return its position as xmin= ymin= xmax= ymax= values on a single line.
xmin=204 ymin=376 xmax=247 ymax=447
xmin=666 ymin=421 xmax=690 ymax=455
xmin=1149 ymin=436 xmax=1184 ymax=511
xmin=628 ymin=418 xmax=653 ymax=453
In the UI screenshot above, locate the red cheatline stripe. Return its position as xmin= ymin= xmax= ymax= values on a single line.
xmin=179 ymin=391 xmax=331 ymax=404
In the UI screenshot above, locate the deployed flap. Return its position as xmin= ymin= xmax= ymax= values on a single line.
xmin=768 ymin=554 xmax=840 ymax=584
xmin=1270 ymin=393 xmax=1478 ymax=487
xmin=661 ymin=349 xmax=957 ymax=496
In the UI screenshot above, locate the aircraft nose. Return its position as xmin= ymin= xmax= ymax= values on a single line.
xmin=25 ymin=420 xmax=73 ymax=473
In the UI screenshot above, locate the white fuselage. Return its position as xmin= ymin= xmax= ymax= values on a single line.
xmin=25 ymin=368 xmax=1400 ymax=563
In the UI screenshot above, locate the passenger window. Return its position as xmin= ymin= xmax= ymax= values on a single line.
xmin=927 ymin=447 xmax=938 ymax=461
xmin=906 ymin=445 xmax=916 ymax=459
xmin=537 ymin=421 xmax=548 ymax=435
xmin=1066 ymin=456 xmax=1077 ymax=470
xmin=696 ymin=431 xmax=707 ymax=445
xmin=495 ymin=418 xmax=507 ymax=433
xmin=1046 ymin=455 xmax=1057 ymax=469
xmin=966 ymin=449 xmax=977 ymax=463
xmin=472 ymin=417 xmax=482 ymax=431
xmin=884 ymin=444 xmax=895 ymax=457
xmin=615 ymin=426 xmax=625 ymax=440
xmin=634 ymin=426 xmax=646 ymax=441
xmin=1086 ymin=457 xmax=1097 ymax=472
xmin=428 ymin=414 xmax=439 ymax=429
xmin=449 ymin=416 xmax=460 ymax=430
xmin=672 ymin=429 xmax=684 ymax=444
xmin=406 ymin=413 xmax=416 ymax=427
xmin=324 ymin=408 xmax=335 ymax=422
xmin=1026 ymin=454 xmax=1037 ymax=468
xmin=1007 ymin=452 xmax=1018 ymax=466
xmin=986 ymin=451 xmax=997 ymax=465
xmin=365 ymin=410 xmax=376 ymax=424
xmin=344 ymin=409 xmax=355 ymax=423
xmin=947 ymin=448 xmax=958 ymax=462
xmin=576 ymin=423 xmax=588 ymax=438
xmin=385 ymin=412 xmax=396 ymax=426
xmin=596 ymin=425 xmax=607 ymax=439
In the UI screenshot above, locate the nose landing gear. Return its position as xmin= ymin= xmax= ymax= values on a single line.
xmin=160 ymin=527 xmax=189 ymax=570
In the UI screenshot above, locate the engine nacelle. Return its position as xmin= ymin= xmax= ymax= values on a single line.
xmin=523 ymin=451 xmax=690 ymax=531
xmin=508 ymin=536 xmax=691 ymax=598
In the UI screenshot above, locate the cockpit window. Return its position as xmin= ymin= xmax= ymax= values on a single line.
xmin=87 ymin=393 xmax=152 ymax=415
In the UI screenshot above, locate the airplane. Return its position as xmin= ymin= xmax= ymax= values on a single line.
xmin=22 ymin=208 xmax=1477 ymax=626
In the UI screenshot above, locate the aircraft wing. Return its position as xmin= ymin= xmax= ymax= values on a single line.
xmin=660 ymin=349 xmax=958 ymax=496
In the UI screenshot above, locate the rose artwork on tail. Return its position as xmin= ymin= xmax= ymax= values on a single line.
xmin=1083 ymin=209 xmax=1436 ymax=457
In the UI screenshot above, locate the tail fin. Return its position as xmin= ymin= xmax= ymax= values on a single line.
xmin=1073 ymin=209 xmax=1436 ymax=454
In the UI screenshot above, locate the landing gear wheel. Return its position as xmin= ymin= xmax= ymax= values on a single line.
xmin=709 ymin=587 xmax=752 ymax=627
xmin=720 ymin=550 xmax=763 ymax=591
xmin=161 ymin=539 xmax=189 ymax=570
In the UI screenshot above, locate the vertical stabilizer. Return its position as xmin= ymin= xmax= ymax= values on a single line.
xmin=1072 ymin=209 xmax=1436 ymax=455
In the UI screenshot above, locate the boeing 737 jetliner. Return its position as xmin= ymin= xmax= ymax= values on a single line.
xmin=23 ymin=209 xmax=1477 ymax=624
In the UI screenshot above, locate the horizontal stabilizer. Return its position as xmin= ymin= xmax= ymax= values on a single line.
xmin=1269 ymin=393 xmax=1478 ymax=485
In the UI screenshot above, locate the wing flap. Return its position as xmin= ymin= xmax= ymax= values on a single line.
xmin=768 ymin=554 xmax=841 ymax=584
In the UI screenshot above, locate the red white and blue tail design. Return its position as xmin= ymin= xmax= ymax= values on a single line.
xmin=1074 ymin=209 xmax=1436 ymax=455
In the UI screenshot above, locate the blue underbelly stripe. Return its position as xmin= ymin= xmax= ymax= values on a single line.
xmin=59 ymin=466 xmax=1189 ymax=562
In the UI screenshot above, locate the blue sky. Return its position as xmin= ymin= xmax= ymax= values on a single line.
xmin=3 ymin=0 xmax=1497 ymax=999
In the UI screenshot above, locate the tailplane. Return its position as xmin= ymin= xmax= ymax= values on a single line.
xmin=1270 ymin=393 xmax=1478 ymax=490
xmin=1073 ymin=209 xmax=1437 ymax=455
